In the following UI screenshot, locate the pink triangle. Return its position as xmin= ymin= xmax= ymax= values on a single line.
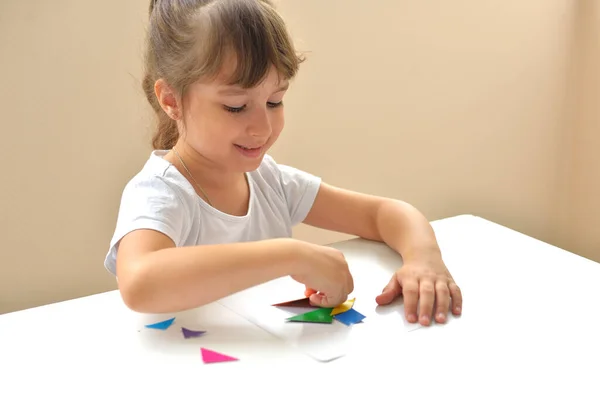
xmin=201 ymin=347 xmax=238 ymax=364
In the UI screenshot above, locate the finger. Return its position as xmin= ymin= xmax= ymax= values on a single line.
xmin=418 ymin=279 xmax=435 ymax=326
xmin=304 ymin=287 xmax=317 ymax=297
xmin=375 ymin=276 xmax=402 ymax=305
xmin=309 ymin=292 xmax=345 ymax=308
xmin=401 ymin=279 xmax=419 ymax=323
xmin=308 ymin=292 xmax=325 ymax=307
xmin=449 ymin=281 xmax=462 ymax=315
xmin=434 ymin=280 xmax=450 ymax=323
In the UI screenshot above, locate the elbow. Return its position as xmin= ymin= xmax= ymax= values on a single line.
xmin=116 ymin=260 xmax=203 ymax=314
xmin=119 ymin=287 xmax=145 ymax=314
xmin=116 ymin=261 xmax=155 ymax=313
xmin=373 ymin=198 xmax=403 ymax=229
xmin=373 ymin=199 xmax=419 ymax=239
xmin=118 ymin=277 xmax=148 ymax=313
xmin=376 ymin=199 xmax=418 ymax=224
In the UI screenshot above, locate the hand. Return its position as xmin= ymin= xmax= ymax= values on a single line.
xmin=375 ymin=255 xmax=462 ymax=326
xmin=290 ymin=242 xmax=354 ymax=308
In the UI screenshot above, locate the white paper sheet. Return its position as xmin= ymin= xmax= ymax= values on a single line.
xmin=218 ymin=243 xmax=423 ymax=361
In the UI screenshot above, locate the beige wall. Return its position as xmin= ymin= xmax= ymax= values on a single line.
xmin=274 ymin=0 xmax=577 ymax=247
xmin=559 ymin=0 xmax=600 ymax=262
xmin=0 ymin=0 xmax=595 ymax=314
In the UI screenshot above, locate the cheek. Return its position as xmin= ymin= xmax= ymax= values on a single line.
xmin=187 ymin=109 xmax=240 ymax=143
xmin=270 ymin=110 xmax=285 ymax=135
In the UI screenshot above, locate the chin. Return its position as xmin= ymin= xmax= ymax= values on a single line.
xmin=231 ymin=144 xmax=269 ymax=172
xmin=224 ymin=155 xmax=264 ymax=174
xmin=241 ymin=155 xmax=266 ymax=172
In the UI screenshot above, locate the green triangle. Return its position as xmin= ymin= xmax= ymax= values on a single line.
xmin=287 ymin=308 xmax=334 ymax=323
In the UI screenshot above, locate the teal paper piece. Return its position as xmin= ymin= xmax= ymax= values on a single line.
xmin=145 ymin=317 xmax=175 ymax=330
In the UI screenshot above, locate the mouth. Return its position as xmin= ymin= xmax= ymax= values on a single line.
xmin=234 ymin=144 xmax=265 ymax=158
xmin=234 ymin=144 xmax=262 ymax=150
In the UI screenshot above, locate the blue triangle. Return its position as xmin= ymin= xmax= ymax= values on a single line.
xmin=334 ymin=308 xmax=365 ymax=326
xmin=145 ymin=317 xmax=175 ymax=330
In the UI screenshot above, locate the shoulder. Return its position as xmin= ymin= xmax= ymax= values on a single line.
xmin=250 ymin=154 xmax=322 ymax=225
xmin=104 ymin=151 xmax=195 ymax=275
xmin=253 ymin=153 xmax=282 ymax=182
xmin=253 ymin=154 xmax=320 ymax=187
xmin=120 ymin=150 xmax=194 ymax=207
xmin=114 ymin=151 xmax=198 ymax=239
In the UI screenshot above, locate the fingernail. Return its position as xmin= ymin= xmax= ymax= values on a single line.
xmin=455 ymin=307 xmax=461 ymax=313
xmin=437 ymin=313 xmax=446 ymax=322
xmin=408 ymin=314 xmax=418 ymax=323
xmin=420 ymin=315 xmax=430 ymax=325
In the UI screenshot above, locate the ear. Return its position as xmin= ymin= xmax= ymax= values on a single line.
xmin=154 ymin=78 xmax=182 ymax=120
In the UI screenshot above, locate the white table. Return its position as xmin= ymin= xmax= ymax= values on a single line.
xmin=1 ymin=215 xmax=599 ymax=399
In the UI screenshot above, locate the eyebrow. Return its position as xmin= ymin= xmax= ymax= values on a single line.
xmin=217 ymin=82 xmax=289 ymax=96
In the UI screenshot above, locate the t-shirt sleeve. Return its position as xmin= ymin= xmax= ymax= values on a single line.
xmin=103 ymin=175 xmax=188 ymax=276
xmin=276 ymin=162 xmax=322 ymax=226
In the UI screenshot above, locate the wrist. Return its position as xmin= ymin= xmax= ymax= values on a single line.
xmin=402 ymin=245 xmax=443 ymax=264
xmin=273 ymin=238 xmax=312 ymax=276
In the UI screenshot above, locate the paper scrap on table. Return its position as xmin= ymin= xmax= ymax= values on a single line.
xmin=181 ymin=327 xmax=206 ymax=339
xmin=217 ymin=277 xmax=351 ymax=362
xmin=145 ymin=317 xmax=175 ymax=330
xmin=272 ymin=297 xmax=316 ymax=308
xmin=334 ymin=308 xmax=366 ymax=326
xmin=331 ymin=298 xmax=356 ymax=316
xmin=287 ymin=308 xmax=334 ymax=324
xmin=293 ymin=330 xmax=350 ymax=363
xmin=201 ymin=348 xmax=238 ymax=364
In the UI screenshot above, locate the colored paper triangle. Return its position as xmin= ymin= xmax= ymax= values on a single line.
xmin=201 ymin=348 xmax=238 ymax=363
xmin=331 ymin=298 xmax=356 ymax=316
xmin=272 ymin=297 xmax=316 ymax=308
xmin=334 ymin=308 xmax=366 ymax=326
xmin=145 ymin=317 xmax=175 ymax=330
xmin=181 ymin=327 xmax=206 ymax=339
xmin=287 ymin=307 xmax=334 ymax=323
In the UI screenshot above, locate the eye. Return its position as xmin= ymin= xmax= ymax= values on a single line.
xmin=224 ymin=105 xmax=246 ymax=113
xmin=267 ymin=101 xmax=283 ymax=108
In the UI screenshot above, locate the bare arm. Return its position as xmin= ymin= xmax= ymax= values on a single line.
xmin=303 ymin=182 xmax=462 ymax=325
xmin=115 ymin=229 xmax=302 ymax=314
xmin=303 ymin=183 xmax=441 ymax=261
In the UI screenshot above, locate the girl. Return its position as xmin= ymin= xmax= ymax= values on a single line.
xmin=105 ymin=0 xmax=462 ymax=327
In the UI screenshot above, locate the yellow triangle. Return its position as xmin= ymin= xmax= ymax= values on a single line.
xmin=331 ymin=298 xmax=356 ymax=316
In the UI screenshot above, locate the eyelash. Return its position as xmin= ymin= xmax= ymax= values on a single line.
xmin=224 ymin=101 xmax=283 ymax=114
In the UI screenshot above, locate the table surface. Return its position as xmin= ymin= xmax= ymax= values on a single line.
xmin=1 ymin=214 xmax=599 ymax=399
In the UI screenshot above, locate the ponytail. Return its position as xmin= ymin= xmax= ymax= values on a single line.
xmin=148 ymin=0 xmax=159 ymax=16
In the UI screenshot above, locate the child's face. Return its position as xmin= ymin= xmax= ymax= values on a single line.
xmin=180 ymin=62 xmax=288 ymax=173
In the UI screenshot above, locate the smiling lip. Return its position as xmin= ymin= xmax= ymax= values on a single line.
xmin=234 ymin=144 xmax=264 ymax=158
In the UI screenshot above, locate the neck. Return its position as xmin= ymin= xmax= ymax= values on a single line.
xmin=169 ymin=142 xmax=243 ymax=191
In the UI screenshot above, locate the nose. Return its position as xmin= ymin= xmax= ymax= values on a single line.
xmin=248 ymin=107 xmax=272 ymax=138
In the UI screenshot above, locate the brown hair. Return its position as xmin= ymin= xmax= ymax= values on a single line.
xmin=142 ymin=0 xmax=304 ymax=150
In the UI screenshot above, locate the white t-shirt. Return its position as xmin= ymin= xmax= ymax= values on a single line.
xmin=104 ymin=150 xmax=322 ymax=275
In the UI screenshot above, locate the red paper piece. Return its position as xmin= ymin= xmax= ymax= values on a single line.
xmin=271 ymin=297 xmax=316 ymax=308
xmin=201 ymin=348 xmax=238 ymax=364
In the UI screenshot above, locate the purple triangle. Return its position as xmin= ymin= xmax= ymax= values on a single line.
xmin=181 ymin=327 xmax=206 ymax=339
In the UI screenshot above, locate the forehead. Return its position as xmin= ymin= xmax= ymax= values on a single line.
xmin=211 ymin=50 xmax=285 ymax=90
xmin=197 ymin=70 xmax=284 ymax=99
